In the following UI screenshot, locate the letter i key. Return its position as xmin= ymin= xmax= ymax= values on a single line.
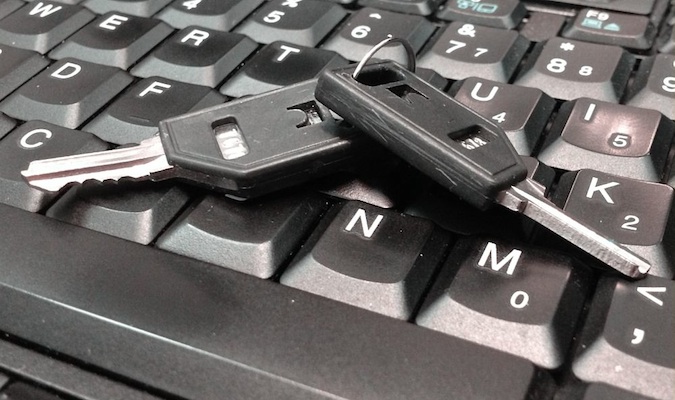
xmin=314 ymin=37 xmax=651 ymax=279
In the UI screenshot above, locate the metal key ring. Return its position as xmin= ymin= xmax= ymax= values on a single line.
xmin=352 ymin=36 xmax=417 ymax=80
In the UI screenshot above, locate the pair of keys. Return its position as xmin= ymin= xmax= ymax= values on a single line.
xmin=21 ymin=41 xmax=650 ymax=279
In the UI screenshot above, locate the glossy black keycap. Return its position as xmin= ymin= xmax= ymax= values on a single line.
xmin=0 ymin=1 xmax=94 ymax=54
xmin=46 ymin=182 xmax=191 ymax=245
xmin=157 ymin=192 xmax=327 ymax=278
xmin=626 ymin=54 xmax=675 ymax=120
xmin=450 ymin=77 xmax=555 ymax=155
xmin=235 ymin=0 xmax=347 ymax=47
xmin=538 ymin=98 xmax=675 ymax=182
xmin=281 ymin=201 xmax=450 ymax=320
xmin=436 ymin=0 xmax=526 ymax=29
xmin=416 ymin=236 xmax=591 ymax=368
xmin=572 ymin=275 xmax=674 ymax=400
xmin=49 ymin=12 xmax=173 ymax=69
xmin=82 ymin=0 xmax=172 ymax=17
xmin=418 ymin=21 xmax=529 ymax=82
xmin=563 ymin=8 xmax=656 ymax=50
xmin=0 ymin=121 xmax=108 ymax=212
xmin=514 ymin=38 xmax=635 ymax=102
xmin=84 ymin=77 xmax=224 ymax=144
xmin=220 ymin=41 xmax=348 ymax=98
xmin=131 ymin=27 xmax=257 ymax=87
xmin=552 ymin=169 xmax=675 ymax=278
xmin=322 ymin=7 xmax=435 ymax=64
xmin=0 ymin=44 xmax=49 ymax=101
xmin=0 ymin=58 xmax=133 ymax=129
xmin=157 ymin=0 xmax=264 ymax=31
xmin=0 ymin=203 xmax=554 ymax=399
xmin=358 ymin=0 xmax=443 ymax=16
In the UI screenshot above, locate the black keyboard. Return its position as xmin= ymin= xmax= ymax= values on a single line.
xmin=0 ymin=1 xmax=673 ymax=399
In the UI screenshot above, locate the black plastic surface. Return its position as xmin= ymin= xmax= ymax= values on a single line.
xmin=316 ymin=61 xmax=527 ymax=210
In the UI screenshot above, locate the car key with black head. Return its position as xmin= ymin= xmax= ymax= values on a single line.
xmin=315 ymin=59 xmax=651 ymax=279
xmin=21 ymin=79 xmax=366 ymax=200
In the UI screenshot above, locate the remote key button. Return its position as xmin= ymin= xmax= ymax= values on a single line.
xmin=572 ymin=275 xmax=674 ymax=400
xmin=436 ymin=0 xmax=526 ymax=29
xmin=538 ymin=98 xmax=675 ymax=182
xmin=322 ymin=7 xmax=435 ymax=64
xmin=46 ymin=182 xmax=191 ymax=245
xmin=49 ymin=12 xmax=174 ymax=70
xmin=0 ymin=121 xmax=108 ymax=212
xmin=0 ymin=44 xmax=49 ymax=101
xmin=157 ymin=192 xmax=327 ymax=278
xmin=0 ymin=1 xmax=95 ymax=54
xmin=82 ymin=0 xmax=172 ymax=17
xmin=626 ymin=54 xmax=675 ymax=120
xmin=514 ymin=38 xmax=635 ymax=102
xmin=220 ymin=41 xmax=348 ymax=98
xmin=563 ymin=8 xmax=656 ymax=50
xmin=84 ymin=77 xmax=224 ymax=145
xmin=235 ymin=0 xmax=347 ymax=47
xmin=281 ymin=201 xmax=450 ymax=320
xmin=418 ymin=22 xmax=529 ymax=82
xmin=157 ymin=0 xmax=264 ymax=32
xmin=450 ymin=77 xmax=555 ymax=155
xmin=131 ymin=27 xmax=257 ymax=88
xmin=0 ymin=58 xmax=133 ymax=129
xmin=416 ymin=236 xmax=591 ymax=369
xmin=357 ymin=0 xmax=443 ymax=16
xmin=553 ymin=170 xmax=675 ymax=278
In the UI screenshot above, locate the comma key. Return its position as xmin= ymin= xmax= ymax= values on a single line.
xmin=552 ymin=169 xmax=675 ymax=278
xmin=572 ymin=275 xmax=675 ymax=400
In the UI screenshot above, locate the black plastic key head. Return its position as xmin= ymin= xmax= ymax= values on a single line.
xmin=158 ymin=79 xmax=364 ymax=198
xmin=316 ymin=60 xmax=527 ymax=210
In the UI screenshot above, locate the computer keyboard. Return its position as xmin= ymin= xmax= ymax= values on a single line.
xmin=0 ymin=0 xmax=673 ymax=399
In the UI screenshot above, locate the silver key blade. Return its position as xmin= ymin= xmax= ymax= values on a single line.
xmin=21 ymin=136 xmax=173 ymax=192
xmin=496 ymin=179 xmax=650 ymax=279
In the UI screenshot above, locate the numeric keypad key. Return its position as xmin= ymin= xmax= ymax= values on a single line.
xmin=515 ymin=38 xmax=634 ymax=102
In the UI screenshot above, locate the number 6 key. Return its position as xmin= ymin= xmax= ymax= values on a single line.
xmin=21 ymin=79 xmax=366 ymax=200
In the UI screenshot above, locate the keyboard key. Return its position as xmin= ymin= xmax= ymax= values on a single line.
xmin=82 ymin=0 xmax=172 ymax=17
xmin=220 ymin=41 xmax=348 ymax=98
xmin=235 ymin=0 xmax=347 ymax=47
xmin=46 ymin=182 xmax=191 ymax=245
xmin=0 ymin=203 xmax=555 ymax=399
xmin=0 ymin=58 xmax=132 ymax=128
xmin=572 ymin=275 xmax=674 ymax=400
xmin=281 ymin=201 xmax=450 ymax=320
xmin=49 ymin=12 xmax=173 ymax=69
xmin=417 ymin=22 xmax=529 ymax=82
xmin=537 ymin=98 xmax=675 ymax=182
xmin=450 ymin=77 xmax=555 ymax=155
xmin=358 ymin=0 xmax=443 ymax=16
xmin=0 ymin=121 xmax=108 ymax=212
xmin=535 ymin=0 xmax=656 ymax=15
xmin=0 ymin=113 xmax=15 ymax=140
xmin=552 ymin=169 xmax=675 ymax=278
xmin=322 ymin=7 xmax=435 ymax=63
xmin=131 ymin=27 xmax=257 ymax=88
xmin=157 ymin=192 xmax=327 ymax=278
xmin=0 ymin=382 xmax=63 ymax=400
xmin=0 ymin=1 xmax=95 ymax=54
xmin=84 ymin=77 xmax=224 ymax=145
xmin=563 ymin=8 xmax=657 ymax=50
xmin=0 ymin=0 xmax=23 ymax=20
xmin=436 ymin=0 xmax=526 ymax=29
xmin=626 ymin=54 xmax=675 ymax=120
xmin=157 ymin=0 xmax=264 ymax=31
xmin=416 ymin=236 xmax=591 ymax=368
xmin=519 ymin=12 xmax=567 ymax=43
xmin=0 ymin=44 xmax=49 ymax=101
xmin=514 ymin=38 xmax=635 ymax=102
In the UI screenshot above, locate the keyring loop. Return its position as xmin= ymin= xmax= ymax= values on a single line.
xmin=352 ymin=36 xmax=417 ymax=80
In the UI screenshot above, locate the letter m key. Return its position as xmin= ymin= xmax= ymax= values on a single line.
xmin=477 ymin=242 xmax=522 ymax=275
